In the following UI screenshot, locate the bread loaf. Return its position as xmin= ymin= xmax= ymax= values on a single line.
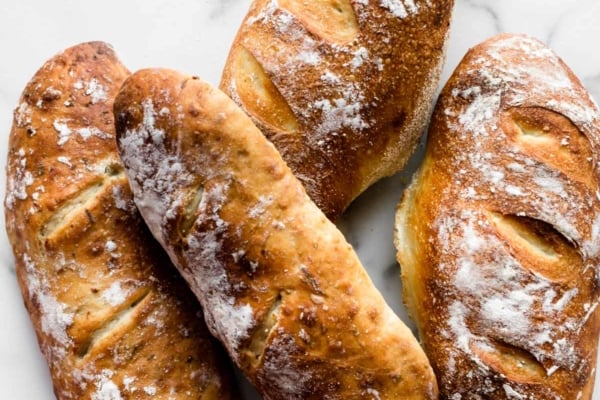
xmin=114 ymin=67 xmax=438 ymax=399
xmin=220 ymin=0 xmax=454 ymax=219
xmin=394 ymin=33 xmax=600 ymax=399
xmin=4 ymin=42 xmax=237 ymax=399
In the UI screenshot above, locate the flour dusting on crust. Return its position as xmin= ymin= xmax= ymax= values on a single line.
xmin=119 ymin=98 xmax=256 ymax=356
xmin=53 ymin=118 xmax=111 ymax=146
xmin=183 ymin=181 xmax=256 ymax=356
xmin=90 ymin=369 xmax=123 ymax=400
xmin=118 ymin=99 xmax=193 ymax=245
xmin=5 ymin=148 xmax=34 ymax=209
xmin=258 ymin=331 xmax=313 ymax=400
xmin=380 ymin=0 xmax=420 ymax=18
xmin=419 ymin=34 xmax=600 ymax=397
xmin=23 ymin=253 xmax=74 ymax=355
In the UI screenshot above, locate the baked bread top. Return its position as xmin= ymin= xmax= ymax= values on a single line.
xmin=115 ymin=67 xmax=438 ymax=400
xmin=5 ymin=42 xmax=236 ymax=399
xmin=221 ymin=0 xmax=454 ymax=219
xmin=395 ymin=33 xmax=600 ymax=399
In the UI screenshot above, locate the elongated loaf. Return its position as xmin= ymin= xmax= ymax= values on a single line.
xmin=114 ymin=68 xmax=438 ymax=399
xmin=395 ymin=33 xmax=600 ymax=399
xmin=220 ymin=0 xmax=454 ymax=219
xmin=4 ymin=42 xmax=236 ymax=399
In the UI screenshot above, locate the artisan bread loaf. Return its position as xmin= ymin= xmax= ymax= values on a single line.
xmin=394 ymin=33 xmax=600 ymax=399
xmin=114 ymin=67 xmax=438 ymax=399
xmin=4 ymin=42 xmax=236 ymax=399
xmin=220 ymin=0 xmax=454 ymax=219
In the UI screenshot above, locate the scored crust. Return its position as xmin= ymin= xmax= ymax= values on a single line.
xmin=115 ymin=68 xmax=438 ymax=400
xmin=395 ymin=33 xmax=600 ymax=399
xmin=221 ymin=0 xmax=455 ymax=219
xmin=4 ymin=42 xmax=236 ymax=399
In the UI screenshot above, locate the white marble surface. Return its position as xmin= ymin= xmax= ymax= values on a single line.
xmin=1 ymin=0 xmax=599 ymax=398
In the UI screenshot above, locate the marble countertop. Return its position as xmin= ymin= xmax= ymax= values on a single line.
xmin=1 ymin=0 xmax=599 ymax=398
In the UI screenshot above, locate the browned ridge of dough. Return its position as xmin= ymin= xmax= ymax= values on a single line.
xmin=490 ymin=212 xmax=581 ymax=283
xmin=230 ymin=47 xmax=300 ymax=134
xmin=278 ymin=0 xmax=359 ymax=44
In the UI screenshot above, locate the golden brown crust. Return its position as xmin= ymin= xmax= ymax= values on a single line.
xmin=4 ymin=42 xmax=236 ymax=399
xmin=114 ymin=68 xmax=438 ymax=400
xmin=395 ymin=33 xmax=600 ymax=399
xmin=220 ymin=0 xmax=454 ymax=219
